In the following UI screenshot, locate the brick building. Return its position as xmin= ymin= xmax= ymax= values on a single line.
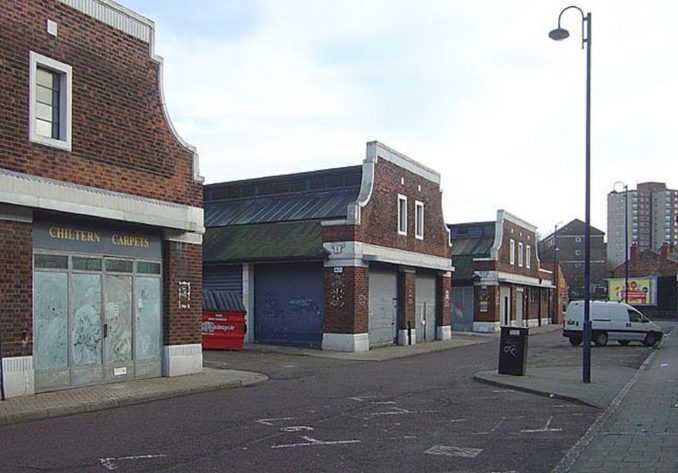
xmin=449 ymin=211 xmax=554 ymax=332
xmin=539 ymin=219 xmax=607 ymax=300
xmin=0 ymin=0 xmax=204 ymax=397
xmin=204 ymin=141 xmax=452 ymax=351
xmin=608 ymin=244 xmax=678 ymax=318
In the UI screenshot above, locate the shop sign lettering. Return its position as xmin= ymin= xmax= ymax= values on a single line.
xmin=49 ymin=226 xmax=150 ymax=248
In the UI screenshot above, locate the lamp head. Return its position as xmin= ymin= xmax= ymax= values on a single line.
xmin=549 ymin=27 xmax=570 ymax=40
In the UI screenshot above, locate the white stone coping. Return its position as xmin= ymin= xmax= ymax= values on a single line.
xmin=0 ymin=168 xmax=204 ymax=234
xmin=323 ymin=241 xmax=453 ymax=272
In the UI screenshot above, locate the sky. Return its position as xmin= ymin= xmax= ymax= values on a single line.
xmin=122 ymin=0 xmax=677 ymax=239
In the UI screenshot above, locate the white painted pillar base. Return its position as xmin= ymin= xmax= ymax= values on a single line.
xmin=322 ymin=333 xmax=369 ymax=352
xmin=162 ymin=344 xmax=203 ymax=377
xmin=437 ymin=325 xmax=452 ymax=340
xmin=398 ymin=329 xmax=416 ymax=346
xmin=1 ymin=356 xmax=34 ymax=398
xmin=473 ymin=322 xmax=501 ymax=333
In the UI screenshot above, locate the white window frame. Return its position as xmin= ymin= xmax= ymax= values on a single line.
xmin=509 ymin=239 xmax=515 ymax=265
xmin=29 ymin=51 xmax=72 ymax=151
xmin=415 ymin=201 xmax=424 ymax=240
xmin=518 ymin=242 xmax=524 ymax=267
xmin=526 ymin=245 xmax=531 ymax=269
xmin=397 ymin=194 xmax=408 ymax=236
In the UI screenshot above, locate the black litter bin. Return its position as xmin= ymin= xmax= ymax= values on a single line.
xmin=498 ymin=326 xmax=528 ymax=376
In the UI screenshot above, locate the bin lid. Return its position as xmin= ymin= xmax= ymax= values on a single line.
xmin=202 ymin=289 xmax=246 ymax=312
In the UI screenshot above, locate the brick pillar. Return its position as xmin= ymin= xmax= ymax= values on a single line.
xmin=436 ymin=272 xmax=452 ymax=340
xmin=162 ymin=238 xmax=203 ymax=376
xmin=397 ymin=267 xmax=416 ymax=345
xmin=0 ymin=219 xmax=33 ymax=358
xmin=322 ymin=266 xmax=369 ymax=352
xmin=0 ymin=217 xmax=34 ymax=398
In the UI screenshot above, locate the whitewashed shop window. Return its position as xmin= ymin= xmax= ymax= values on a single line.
xmin=398 ymin=194 xmax=407 ymax=235
xmin=510 ymin=239 xmax=515 ymax=265
xmin=29 ymin=51 xmax=72 ymax=151
xmin=415 ymin=201 xmax=424 ymax=240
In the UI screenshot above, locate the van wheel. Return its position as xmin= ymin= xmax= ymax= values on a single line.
xmin=594 ymin=332 xmax=608 ymax=346
xmin=569 ymin=335 xmax=582 ymax=346
xmin=643 ymin=333 xmax=657 ymax=347
xmin=618 ymin=340 xmax=630 ymax=346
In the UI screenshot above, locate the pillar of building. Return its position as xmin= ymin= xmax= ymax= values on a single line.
xmin=321 ymin=266 xmax=369 ymax=352
xmin=436 ymin=272 xmax=452 ymax=340
xmin=162 ymin=236 xmax=203 ymax=377
xmin=397 ymin=267 xmax=416 ymax=346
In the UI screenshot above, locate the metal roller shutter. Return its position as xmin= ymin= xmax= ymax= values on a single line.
xmin=368 ymin=269 xmax=398 ymax=348
xmin=451 ymin=286 xmax=474 ymax=332
xmin=254 ymin=263 xmax=323 ymax=348
xmin=415 ymin=274 xmax=437 ymax=342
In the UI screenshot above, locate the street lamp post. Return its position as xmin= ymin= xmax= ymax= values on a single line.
xmin=549 ymin=6 xmax=592 ymax=384
xmin=614 ymin=182 xmax=629 ymax=303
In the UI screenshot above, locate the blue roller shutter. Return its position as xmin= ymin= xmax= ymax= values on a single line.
xmin=254 ymin=263 xmax=323 ymax=348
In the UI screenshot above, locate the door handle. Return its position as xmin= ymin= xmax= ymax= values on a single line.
xmin=103 ymin=324 xmax=108 ymax=338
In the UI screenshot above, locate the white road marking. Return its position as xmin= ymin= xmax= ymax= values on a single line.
xmin=272 ymin=436 xmax=361 ymax=449
xmin=348 ymin=396 xmax=377 ymax=402
xmin=521 ymin=416 xmax=563 ymax=433
xmin=425 ymin=445 xmax=483 ymax=458
xmin=281 ymin=426 xmax=314 ymax=432
xmin=256 ymin=417 xmax=296 ymax=426
xmin=449 ymin=419 xmax=468 ymax=423
xmin=472 ymin=416 xmax=506 ymax=436
xmin=365 ymin=407 xmax=415 ymax=417
xmin=99 ymin=454 xmax=167 ymax=470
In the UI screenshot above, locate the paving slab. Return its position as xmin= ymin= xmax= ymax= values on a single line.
xmin=474 ymin=365 xmax=638 ymax=409
xmin=0 ymin=368 xmax=266 ymax=426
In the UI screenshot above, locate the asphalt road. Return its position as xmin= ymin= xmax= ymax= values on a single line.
xmin=0 ymin=328 xmax=657 ymax=473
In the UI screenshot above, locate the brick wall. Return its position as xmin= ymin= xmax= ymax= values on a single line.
xmin=323 ymin=159 xmax=450 ymax=260
xmin=495 ymin=220 xmax=540 ymax=278
xmin=323 ymin=267 xmax=368 ymax=334
xmin=163 ymin=241 xmax=202 ymax=345
xmin=0 ymin=0 xmax=202 ymax=208
xmin=436 ymin=274 xmax=452 ymax=326
xmin=398 ymin=270 xmax=416 ymax=330
xmin=474 ymin=285 xmax=499 ymax=323
xmin=0 ymin=220 xmax=33 ymax=357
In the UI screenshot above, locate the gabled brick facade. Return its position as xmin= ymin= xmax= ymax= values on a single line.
xmin=1 ymin=0 xmax=203 ymax=397
xmin=450 ymin=210 xmax=554 ymax=333
xmin=204 ymin=141 xmax=452 ymax=352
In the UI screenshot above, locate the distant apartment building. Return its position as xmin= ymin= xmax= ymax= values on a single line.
xmin=608 ymin=182 xmax=678 ymax=269
xmin=539 ymin=219 xmax=607 ymax=300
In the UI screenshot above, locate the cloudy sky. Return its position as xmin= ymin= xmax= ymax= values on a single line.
xmin=123 ymin=0 xmax=677 ymax=237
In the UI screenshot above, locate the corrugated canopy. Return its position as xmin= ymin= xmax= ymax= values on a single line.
xmin=205 ymin=190 xmax=357 ymax=227
xmin=204 ymin=221 xmax=324 ymax=263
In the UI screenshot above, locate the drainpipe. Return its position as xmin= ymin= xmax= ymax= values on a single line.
xmin=407 ymin=321 xmax=412 ymax=345
xmin=0 ymin=327 xmax=5 ymax=400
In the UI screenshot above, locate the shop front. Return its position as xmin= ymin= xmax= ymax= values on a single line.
xmin=32 ymin=218 xmax=163 ymax=392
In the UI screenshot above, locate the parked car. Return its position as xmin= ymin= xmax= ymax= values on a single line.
xmin=563 ymin=300 xmax=663 ymax=347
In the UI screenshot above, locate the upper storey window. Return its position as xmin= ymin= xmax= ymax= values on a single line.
xmin=518 ymin=242 xmax=524 ymax=267
xmin=510 ymin=239 xmax=515 ymax=265
xmin=398 ymin=194 xmax=407 ymax=235
xmin=29 ymin=52 xmax=72 ymax=151
xmin=415 ymin=201 xmax=424 ymax=240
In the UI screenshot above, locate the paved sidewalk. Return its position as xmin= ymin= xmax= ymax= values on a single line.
xmin=236 ymin=330 xmax=497 ymax=361
xmin=554 ymin=328 xmax=678 ymax=473
xmin=0 ymin=368 xmax=266 ymax=426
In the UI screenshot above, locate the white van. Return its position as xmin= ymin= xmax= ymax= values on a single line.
xmin=563 ymin=300 xmax=663 ymax=347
